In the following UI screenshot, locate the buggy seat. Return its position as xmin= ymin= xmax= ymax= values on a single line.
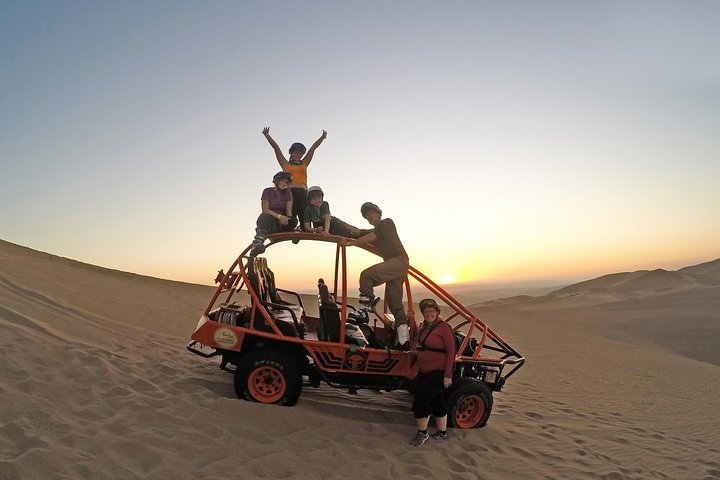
xmin=247 ymin=257 xmax=305 ymax=338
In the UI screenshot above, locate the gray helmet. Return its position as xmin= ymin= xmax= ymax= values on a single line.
xmin=273 ymin=171 xmax=293 ymax=184
xmin=307 ymin=186 xmax=324 ymax=199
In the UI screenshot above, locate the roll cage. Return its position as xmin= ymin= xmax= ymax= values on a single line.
xmin=189 ymin=231 xmax=524 ymax=387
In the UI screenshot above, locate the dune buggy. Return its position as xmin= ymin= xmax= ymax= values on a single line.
xmin=187 ymin=232 xmax=524 ymax=428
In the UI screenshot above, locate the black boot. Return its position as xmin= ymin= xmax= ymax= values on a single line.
xmin=349 ymin=296 xmax=380 ymax=324
xmin=249 ymin=230 xmax=267 ymax=257
xmin=359 ymin=294 xmax=380 ymax=311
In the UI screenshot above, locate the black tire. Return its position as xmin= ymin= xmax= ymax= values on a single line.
xmin=234 ymin=348 xmax=302 ymax=406
xmin=447 ymin=377 xmax=493 ymax=429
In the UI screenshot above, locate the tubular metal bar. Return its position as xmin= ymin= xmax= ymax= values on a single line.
xmin=256 ymin=299 xmax=305 ymax=340
xmin=222 ymin=233 xmax=525 ymax=380
xmin=501 ymin=359 xmax=526 ymax=381
xmin=409 ymin=270 xmax=489 ymax=350
xmin=409 ymin=266 xmax=523 ymax=365
xmin=276 ymin=288 xmax=305 ymax=311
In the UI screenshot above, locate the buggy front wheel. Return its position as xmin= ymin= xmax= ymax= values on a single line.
xmin=234 ymin=349 xmax=302 ymax=406
xmin=447 ymin=377 xmax=493 ymax=428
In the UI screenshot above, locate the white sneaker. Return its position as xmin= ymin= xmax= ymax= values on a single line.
xmin=396 ymin=324 xmax=409 ymax=346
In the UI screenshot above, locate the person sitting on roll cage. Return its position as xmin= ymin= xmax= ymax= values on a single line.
xmin=250 ymin=171 xmax=297 ymax=257
xmin=344 ymin=202 xmax=411 ymax=349
xmin=303 ymin=186 xmax=368 ymax=239
xmin=262 ymin=127 xmax=327 ymax=227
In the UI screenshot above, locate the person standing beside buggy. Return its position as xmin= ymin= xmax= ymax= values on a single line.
xmin=249 ymin=171 xmax=297 ymax=256
xmin=410 ymin=298 xmax=455 ymax=447
xmin=345 ymin=202 xmax=410 ymax=348
xmin=262 ymin=127 xmax=327 ymax=227
xmin=303 ymin=186 xmax=368 ymax=238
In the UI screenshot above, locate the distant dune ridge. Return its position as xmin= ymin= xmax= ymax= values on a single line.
xmin=1 ymin=239 xmax=719 ymax=479
xmin=479 ymin=258 xmax=720 ymax=308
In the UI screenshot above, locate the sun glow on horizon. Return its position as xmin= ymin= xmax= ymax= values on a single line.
xmin=435 ymin=273 xmax=459 ymax=285
xmin=410 ymin=255 xmax=485 ymax=286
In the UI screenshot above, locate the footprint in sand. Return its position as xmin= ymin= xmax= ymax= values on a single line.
xmin=601 ymin=472 xmax=624 ymax=480
xmin=510 ymin=446 xmax=536 ymax=458
xmin=609 ymin=436 xmax=630 ymax=445
xmin=130 ymin=377 xmax=158 ymax=393
xmin=106 ymin=384 xmax=133 ymax=397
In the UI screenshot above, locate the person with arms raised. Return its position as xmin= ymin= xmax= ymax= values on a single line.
xmin=262 ymin=127 xmax=327 ymax=227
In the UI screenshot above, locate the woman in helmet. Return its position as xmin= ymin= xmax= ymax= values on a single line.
xmin=303 ymin=186 xmax=367 ymax=238
xmin=249 ymin=171 xmax=298 ymax=256
xmin=410 ymin=298 xmax=455 ymax=447
xmin=262 ymin=127 xmax=327 ymax=227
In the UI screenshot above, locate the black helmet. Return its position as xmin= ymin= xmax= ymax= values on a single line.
xmin=419 ymin=298 xmax=441 ymax=314
xmin=289 ymin=142 xmax=306 ymax=154
xmin=360 ymin=202 xmax=382 ymax=217
xmin=273 ymin=171 xmax=293 ymax=184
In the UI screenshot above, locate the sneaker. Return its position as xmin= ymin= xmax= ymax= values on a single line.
xmin=431 ymin=430 xmax=448 ymax=442
xmin=409 ymin=430 xmax=429 ymax=447
xmin=396 ymin=324 xmax=409 ymax=345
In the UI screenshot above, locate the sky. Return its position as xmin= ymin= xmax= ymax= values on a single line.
xmin=2 ymin=1 xmax=719 ymax=290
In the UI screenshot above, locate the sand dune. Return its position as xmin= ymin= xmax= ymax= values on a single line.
xmin=478 ymin=259 xmax=720 ymax=309
xmin=1 ymin=239 xmax=719 ymax=479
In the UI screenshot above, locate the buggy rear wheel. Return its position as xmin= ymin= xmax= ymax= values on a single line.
xmin=234 ymin=349 xmax=302 ymax=406
xmin=447 ymin=377 xmax=493 ymax=429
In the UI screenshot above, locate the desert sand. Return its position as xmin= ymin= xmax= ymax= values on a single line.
xmin=1 ymin=238 xmax=719 ymax=479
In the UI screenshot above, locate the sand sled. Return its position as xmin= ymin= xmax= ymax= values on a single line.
xmin=187 ymin=231 xmax=525 ymax=428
